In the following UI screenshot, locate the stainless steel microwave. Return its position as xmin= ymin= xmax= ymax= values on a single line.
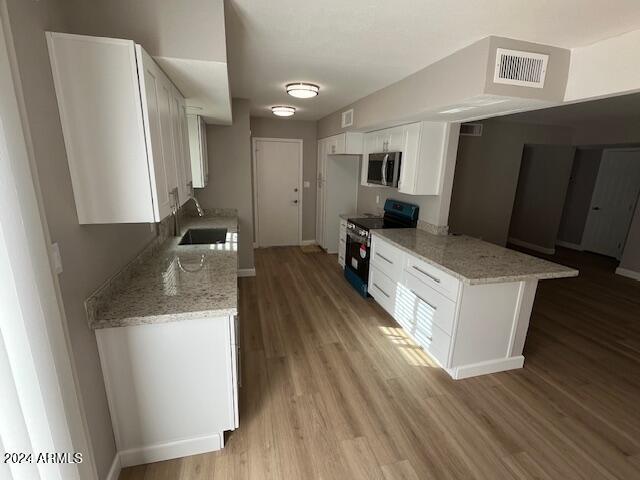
xmin=366 ymin=152 xmax=402 ymax=187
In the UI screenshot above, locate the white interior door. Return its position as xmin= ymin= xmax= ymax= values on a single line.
xmin=582 ymin=149 xmax=640 ymax=259
xmin=255 ymin=139 xmax=302 ymax=247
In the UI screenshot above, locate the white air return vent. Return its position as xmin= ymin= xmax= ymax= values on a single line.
xmin=341 ymin=108 xmax=354 ymax=128
xmin=460 ymin=123 xmax=483 ymax=137
xmin=494 ymin=48 xmax=548 ymax=88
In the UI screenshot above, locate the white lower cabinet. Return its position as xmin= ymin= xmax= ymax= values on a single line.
xmin=369 ymin=265 xmax=398 ymax=317
xmin=95 ymin=315 xmax=239 ymax=467
xmin=369 ymin=234 xmax=538 ymax=379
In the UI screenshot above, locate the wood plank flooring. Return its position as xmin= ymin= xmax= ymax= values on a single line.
xmin=120 ymin=246 xmax=640 ymax=479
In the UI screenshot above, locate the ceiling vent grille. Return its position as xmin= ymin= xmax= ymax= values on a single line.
xmin=493 ymin=48 xmax=548 ymax=88
xmin=460 ymin=123 xmax=483 ymax=137
xmin=341 ymin=109 xmax=354 ymax=128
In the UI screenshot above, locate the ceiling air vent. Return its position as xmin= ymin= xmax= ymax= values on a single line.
xmin=460 ymin=123 xmax=483 ymax=137
xmin=493 ymin=48 xmax=548 ymax=88
xmin=341 ymin=109 xmax=354 ymax=128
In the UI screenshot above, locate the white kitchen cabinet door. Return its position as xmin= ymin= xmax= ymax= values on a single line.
xmin=188 ymin=115 xmax=208 ymax=188
xmin=170 ymin=89 xmax=192 ymax=205
xmin=399 ymin=122 xmax=460 ymax=196
xmin=137 ymin=47 xmax=174 ymax=220
xmin=47 ymin=32 xmax=157 ymax=223
xmin=386 ymin=126 xmax=408 ymax=152
xmin=96 ymin=316 xmax=237 ymax=467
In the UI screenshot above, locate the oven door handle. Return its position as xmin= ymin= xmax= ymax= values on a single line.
xmin=381 ymin=154 xmax=389 ymax=186
xmin=347 ymin=230 xmax=368 ymax=244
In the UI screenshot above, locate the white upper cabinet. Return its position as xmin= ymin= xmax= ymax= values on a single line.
xmin=361 ymin=122 xmax=460 ymax=196
xmin=187 ymin=115 xmax=209 ymax=188
xmin=325 ymin=132 xmax=363 ymax=155
xmin=47 ymin=32 xmax=192 ymax=224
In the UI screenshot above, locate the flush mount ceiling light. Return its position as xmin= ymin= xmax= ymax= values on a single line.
xmin=271 ymin=106 xmax=296 ymax=117
xmin=286 ymin=82 xmax=319 ymax=98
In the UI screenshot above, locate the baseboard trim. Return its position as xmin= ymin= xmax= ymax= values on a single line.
xmin=300 ymin=239 xmax=317 ymax=246
xmin=508 ymin=237 xmax=555 ymax=255
xmin=616 ymin=267 xmax=640 ymax=281
xmin=105 ymin=453 xmax=121 ymax=480
xmin=118 ymin=432 xmax=223 ymax=468
xmin=555 ymin=240 xmax=583 ymax=251
xmin=446 ymin=356 xmax=525 ymax=380
xmin=238 ymin=268 xmax=256 ymax=277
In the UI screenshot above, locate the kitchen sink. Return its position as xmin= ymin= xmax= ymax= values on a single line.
xmin=179 ymin=228 xmax=228 ymax=245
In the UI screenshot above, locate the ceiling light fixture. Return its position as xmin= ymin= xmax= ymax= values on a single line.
xmin=271 ymin=105 xmax=296 ymax=117
xmin=286 ymin=82 xmax=319 ymax=99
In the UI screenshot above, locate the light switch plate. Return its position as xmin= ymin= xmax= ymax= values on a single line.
xmin=50 ymin=242 xmax=63 ymax=275
xmin=303 ymin=181 xmax=310 ymax=188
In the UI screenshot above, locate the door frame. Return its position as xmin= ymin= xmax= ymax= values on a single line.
xmin=582 ymin=147 xmax=640 ymax=259
xmin=252 ymin=137 xmax=304 ymax=247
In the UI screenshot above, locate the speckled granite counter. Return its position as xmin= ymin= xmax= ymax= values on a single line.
xmin=338 ymin=212 xmax=379 ymax=220
xmin=86 ymin=213 xmax=238 ymax=329
xmin=372 ymin=228 xmax=578 ymax=285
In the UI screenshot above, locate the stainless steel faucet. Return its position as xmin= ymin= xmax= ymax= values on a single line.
xmin=170 ymin=187 xmax=181 ymax=237
xmin=186 ymin=196 xmax=205 ymax=217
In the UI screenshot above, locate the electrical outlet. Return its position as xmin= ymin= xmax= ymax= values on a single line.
xmin=304 ymin=181 xmax=310 ymax=188
xmin=50 ymin=242 xmax=63 ymax=275
xmin=376 ymin=195 xmax=380 ymax=205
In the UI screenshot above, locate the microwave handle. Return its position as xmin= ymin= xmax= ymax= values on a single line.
xmin=381 ymin=154 xmax=389 ymax=186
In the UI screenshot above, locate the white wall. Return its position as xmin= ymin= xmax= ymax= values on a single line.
xmin=197 ymin=99 xmax=255 ymax=270
xmin=250 ymin=117 xmax=317 ymax=241
xmin=565 ymin=29 xmax=640 ymax=102
xmin=4 ymin=1 xmax=158 ymax=477
xmin=619 ymin=201 xmax=640 ymax=276
xmin=448 ymin=119 xmax=574 ymax=245
xmin=508 ymin=145 xmax=575 ymax=251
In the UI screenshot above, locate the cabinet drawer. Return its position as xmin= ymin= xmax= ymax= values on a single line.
xmin=369 ymin=265 xmax=397 ymax=317
xmin=423 ymin=325 xmax=451 ymax=368
xmin=404 ymin=272 xmax=456 ymax=335
xmin=405 ymin=255 xmax=460 ymax=301
xmin=371 ymin=236 xmax=403 ymax=281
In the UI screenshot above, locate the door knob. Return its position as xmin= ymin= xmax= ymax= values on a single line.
xmin=293 ymin=200 xmax=298 ymax=204
xmin=294 ymin=188 xmax=298 ymax=192
xmin=592 ymin=206 xmax=601 ymax=210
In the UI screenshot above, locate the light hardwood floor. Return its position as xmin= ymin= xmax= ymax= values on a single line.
xmin=120 ymin=247 xmax=640 ymax=479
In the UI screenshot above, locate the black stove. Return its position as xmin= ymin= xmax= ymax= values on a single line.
xmin=344 ymin=199 xmax=419 ymax=297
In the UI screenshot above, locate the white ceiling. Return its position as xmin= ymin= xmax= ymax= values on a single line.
xmin=225 ymin=0 xmax=640 ymax=121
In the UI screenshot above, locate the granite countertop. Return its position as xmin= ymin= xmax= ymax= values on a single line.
xmin=339 ymin=212 xmax=380 ymax=220
xmin=87 ymin=214 xmax=239 ymax=329
xmin=372 ymin=228 xmax=578 ymax=285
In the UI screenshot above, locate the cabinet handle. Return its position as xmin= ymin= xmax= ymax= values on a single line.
xmin=410 ymin=289 xmax=437 ymax=311
xmin=412 ymin=265 xmax=441 ymax=283
xmin=373 ymin=283 xmax=390 ymax=298
xmin=377 ymin=253 xmax=393 ymax=264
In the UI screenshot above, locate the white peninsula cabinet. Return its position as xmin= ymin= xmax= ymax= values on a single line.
xmin=47 ymin=32 xmax=192 ymax=224
xmin=361 ymin=122 xmax=460 ymax=195
xmin=368 ymin=231 xmax=578 ymax=379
